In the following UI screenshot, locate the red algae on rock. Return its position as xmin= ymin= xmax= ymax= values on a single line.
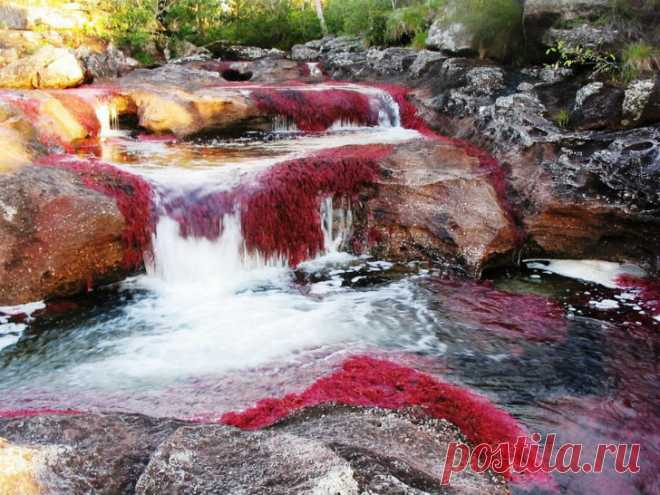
xmin=221 ymin=356 xmax=552 ymax=486
xmin=241 ymin=144 xmax=392 ymax=265
xmin=250 ymin=87 xmax=380 ymax=131
xmin=36 ymin=155 xmax=153 ymax=269
xmin=162 ymin=144 xmax=393 ymax=266
xmin=0 ymin=408 xmax=82 ymax=419
xmin=426 ymin=277 xmax=569 ymax=342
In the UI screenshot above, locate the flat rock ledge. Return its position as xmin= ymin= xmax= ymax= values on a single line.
xmin=0 ymin=406 xmax=510 ymax=495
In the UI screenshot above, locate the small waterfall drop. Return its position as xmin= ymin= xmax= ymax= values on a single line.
xmin=95 ymin=100 xmax=122 ymax=139
xmin=321 ymin=196 xmax=353 ymax=254
xmin=307 ymin=62 xmax=323 ymax=79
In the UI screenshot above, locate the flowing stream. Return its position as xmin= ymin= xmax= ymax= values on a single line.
xmin=0 ymin=88 xmax=658 ymax=494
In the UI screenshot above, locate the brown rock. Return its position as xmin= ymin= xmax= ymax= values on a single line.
xmin=367 ymin=140 xmax=519 ymax=274
xmin=0 ymin=166 xmax=127 ymax=305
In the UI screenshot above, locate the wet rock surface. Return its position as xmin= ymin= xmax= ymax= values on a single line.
xmin=0 ymin=413 xmax=184 ymax=495
xmin=403 ymin=54 xmax=660 ymax=273
xmin=0 ymin=407 xmax=509 ymax=495
xmin=0 ymin=165 xmax=140 ymax=305
xmin=366 ymin=140 xmax=519 ymax=274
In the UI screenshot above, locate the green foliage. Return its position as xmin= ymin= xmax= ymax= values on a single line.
xmin=552 ymin=108 xmax=571 ymax=129
xmin=325 ymin=0 xmax=391 ymax=41
xmin=102 ymin=0 xmax=160 ymax=54
xmin=448 ymin=0 xmax=522 ymax=60
xmin=546 ymin=40 xmax=619 ymax=78
xmin=620 ymin=41 xmax=660 ymax=81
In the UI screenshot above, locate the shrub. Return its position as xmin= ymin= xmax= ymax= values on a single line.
xmin=447 ymin=0 xmax=523 ymax=60
xmin=552 ymin=108 xmax=571 ymax=129
xmin=621 ymin=42 xmax=660 ymax=81
xmin=546 ymin=40 xmax=619 ymax=78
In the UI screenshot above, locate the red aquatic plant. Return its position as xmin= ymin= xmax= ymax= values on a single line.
xmin=241 ymin=144 xmax=392 ymax=265
xmin=426 ymin=277 xmax=568 ymax=342
xmin=36 ymin=155 xmax=154 ymax=269
xmin=0 ymin=408 xmax=81 ymax=419
xmin=250 ymin=88 xmax=380 ymax=132
xmin=162 ymin=144 xmax=393 ymax=266
xmin=222 ymin=355 xmax=548 ymax=485
xmin=615 ymin=275 xmax=660 ymax=318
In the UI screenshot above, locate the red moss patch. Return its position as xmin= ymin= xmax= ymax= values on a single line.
xmin=0 ymin=408 xmax=81 ymax=419
xmin=241 ymin=144 xmax=391 ymax=265
xmin=163 ymin=144 xmax=393 ymax=266
xmin=37 ymin=155 xmax=154 ymax=269
xmin=250 ymin=88 xmax=379 ymax=132
xmin=222 ymin=356 xmax=547 ymax=485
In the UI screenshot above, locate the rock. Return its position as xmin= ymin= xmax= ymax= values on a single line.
xmin=209 ymin=43 xmax=286 ymax=61
xmin=317 ymin=36 xmax=369 ymax=80
xmin=366 ymin=47 xmax=417 ymax=75
xmin=0 ymin=163 xmax=150 ymax=305
xmin=136 ymin=406 xmax=508 ymax=494
xmin=524 ymin=0 xmax=610 ymax=33
xmin=465 ymin=66 xmax=505 ymax=97
xmin=0 ymin=413 xmax=184 ymax=494
xmin=367 ymin=140 xmax=519 ymax=273
xmin=542 ymin=23 xmax=620 ymax=49
xmin=290 ymin=43 xmax=319 ymax=61
xmin=78 ymin=44 xmax=138 ymax=81
xmin=0 ymin=4 xmax=29 ymax=30
xmin=0 ymin=45 xmax=84 ymax=89
xmin=622 ymin=78 xmax=659 ymax=127
xmin=426 ymin=18 xmax=475 ymax=55
xmin=166 ymin=39 xmax=212 ymax=63
xmin=127 ymin=87 xmax=259 ymax=137
xmin=409 ymin=49 xmax=446 ymax=79
xmin=0 ymin=126 xmax=32 ymax=172
xmin=571 ymin=81 xmax=624 ymax=130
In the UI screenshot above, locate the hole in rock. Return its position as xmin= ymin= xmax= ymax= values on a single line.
xmin=221 ymin=69 xmax=253 ymax=82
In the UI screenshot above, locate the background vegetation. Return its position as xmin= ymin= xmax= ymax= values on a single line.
xmin=94 ymin=0 xmax=657 ymax=74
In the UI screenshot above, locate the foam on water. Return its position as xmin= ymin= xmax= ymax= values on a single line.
xmin=524 ymin=259 xmax=647 ymax=288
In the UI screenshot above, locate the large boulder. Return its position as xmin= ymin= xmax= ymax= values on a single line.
xmin=0 ymin=413 xmax=183 ymax=494
xmin=0 ymin=162 xmax=151 ymax=305
xmin=523 ymin=0 xmax=613 ymax=49
xmin=136 ymin=406 xmax=508 ymax=494
xmin=0 ymin=45 xmax=84 ymax=89
xmin=0 ymin=407 xmax=509 ymax=494
xmin=366 ymin=139 xmax=520 ymax=273
xmin=426 ymin=18 xmax=475 ymax=54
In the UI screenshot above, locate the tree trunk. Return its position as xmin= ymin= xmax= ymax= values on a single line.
xmin=314 ymin=0 xmax=328 ymax=35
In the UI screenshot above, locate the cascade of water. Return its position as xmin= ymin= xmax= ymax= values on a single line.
xmin=321 ymin=196 xmax=353 ymax=254
xmin=377 ymin=91 xmax=401 ymax=128
xmin=307 ymin=62 xmax=323 ymax=79
xmin=94 ymin=100 xmax=122 ymax=139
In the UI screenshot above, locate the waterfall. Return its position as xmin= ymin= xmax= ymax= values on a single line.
xmin=321 ymin=196 xmax=353 ymax=254
xmin=307 ymin=62 xmax=323 ymax=79
xmin=95 ymin=100 xmax=121 ymax=139
xmin=377 ymin=91 xmax=401 ymax=128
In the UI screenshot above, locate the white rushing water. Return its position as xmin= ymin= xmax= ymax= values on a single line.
xmin=524 ymin=259 xmax=647 ymax=288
